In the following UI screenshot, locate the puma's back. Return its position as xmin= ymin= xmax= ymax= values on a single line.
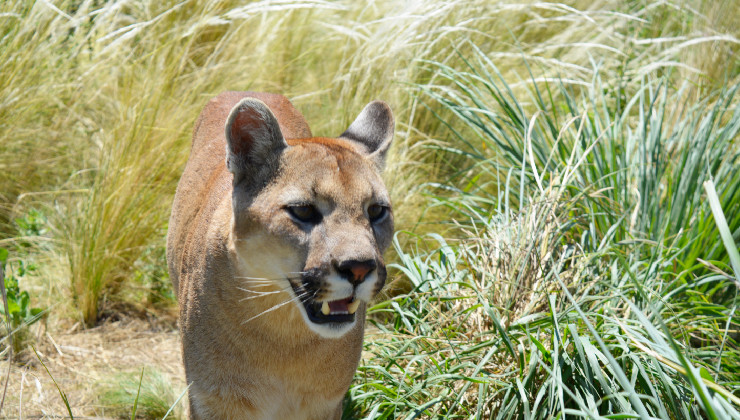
xmin=166 ymin=92 xmax=394 ymax=419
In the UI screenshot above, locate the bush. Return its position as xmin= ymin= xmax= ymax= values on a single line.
xmin=0 ymin=247 xmax=45 ymax=355
xmin=346 ymin=49 xmax=740 ymax=418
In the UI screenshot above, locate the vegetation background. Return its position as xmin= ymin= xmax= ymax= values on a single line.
xmin=1 ymin=0 xmax=738 ymax=418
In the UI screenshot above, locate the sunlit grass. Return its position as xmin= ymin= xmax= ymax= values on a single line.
xmin=1 ymin=0 xmax=739 ymax=416
xmin=2 ymin=0 xmax=737 ymax=323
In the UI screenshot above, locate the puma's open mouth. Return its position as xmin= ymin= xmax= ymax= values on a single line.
xmin=289 ymin=281 xmax=360 ymax=324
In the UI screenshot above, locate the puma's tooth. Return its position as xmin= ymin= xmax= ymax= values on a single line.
xmin=321 ymin=301 xmax=330 ymax=315
xmin=347 ymin=299 xmax=361 ymax=315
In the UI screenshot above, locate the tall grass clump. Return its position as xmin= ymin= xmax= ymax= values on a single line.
xmin=2 ymin=1 xmax=738 ymax=324
xmin=0 ymin=1 xmax=84 ymax=234
xmin=346 ymin=47 xmax=740 ymax=418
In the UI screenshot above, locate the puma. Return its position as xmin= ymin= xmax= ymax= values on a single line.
xmin=166 ymin=91 xmax=394 ymax=419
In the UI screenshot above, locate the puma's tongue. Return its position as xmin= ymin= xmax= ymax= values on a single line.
xmin=329 ymin=298 xmax=352 ymax=313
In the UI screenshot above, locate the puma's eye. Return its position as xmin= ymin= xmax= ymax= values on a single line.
xmin=367 ymin=204 xmax=388 ymax=223
xmin=286 ymin=204 xmax=321 ymax=224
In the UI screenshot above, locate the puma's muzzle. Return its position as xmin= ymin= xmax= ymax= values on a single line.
xmin=289 ymin=259 xmax=386 ymax=326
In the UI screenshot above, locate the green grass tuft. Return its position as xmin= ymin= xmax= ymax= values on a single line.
xmin=347 ymin=48 xmax=740 ymax=418
xmin=97 ymin=369 xmax=183 ymax=420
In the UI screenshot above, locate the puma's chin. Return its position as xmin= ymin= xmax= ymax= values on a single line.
xmin=288 ymin=281 xmax=361 ymax=339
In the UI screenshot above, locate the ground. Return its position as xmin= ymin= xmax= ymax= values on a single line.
xmin=1 ymin=315 xmax=185 ymax=419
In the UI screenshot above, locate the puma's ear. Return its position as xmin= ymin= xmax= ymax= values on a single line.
xmin=340 ymin=101 xmax=394 ymax=170
xmin=225 ymin=98 xmax=288 ymax=185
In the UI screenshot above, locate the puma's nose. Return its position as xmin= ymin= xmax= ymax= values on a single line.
xmin=336 ymin=259 xmax=377 ymax=285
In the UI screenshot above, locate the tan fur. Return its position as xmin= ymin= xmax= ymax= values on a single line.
xmin=167 ymin=92 xmax=394 ymax=419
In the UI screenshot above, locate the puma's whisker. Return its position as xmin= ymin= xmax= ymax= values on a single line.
xmin=237 ymin=285 xmax=295 ymax=301
xmin=234 ymin=275 xmax=286 ymax=280
xmin=241 ymin=291 xmax=309 ymax=325
xmin=236 ymin=281 xmax=280 ymax=288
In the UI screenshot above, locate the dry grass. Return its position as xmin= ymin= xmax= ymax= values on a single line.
xmin=2 ymin=0 xmax=737 ymax=323
xmin=2 ymin=318 xmax=184 ymax=419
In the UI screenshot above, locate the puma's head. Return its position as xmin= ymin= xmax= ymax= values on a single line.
xmin=224 ymin=98 xmax=394 ymax=338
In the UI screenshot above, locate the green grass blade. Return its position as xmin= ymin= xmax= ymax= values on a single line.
xmin=131 ymin=367 xmax=144 ymax=420
xmin=704 ymin=180 xmax=740 ymax=284
xmin=33 ymin=346 xmax=74 ymax=419
xmin=161 ymin=383 xmax=190 ymax=420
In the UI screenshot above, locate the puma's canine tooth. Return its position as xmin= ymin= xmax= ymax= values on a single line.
xmin=347 ymin=299 xmax=361 ymax=315
xmin=321 ymin=301 xmax=330 ymax=315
